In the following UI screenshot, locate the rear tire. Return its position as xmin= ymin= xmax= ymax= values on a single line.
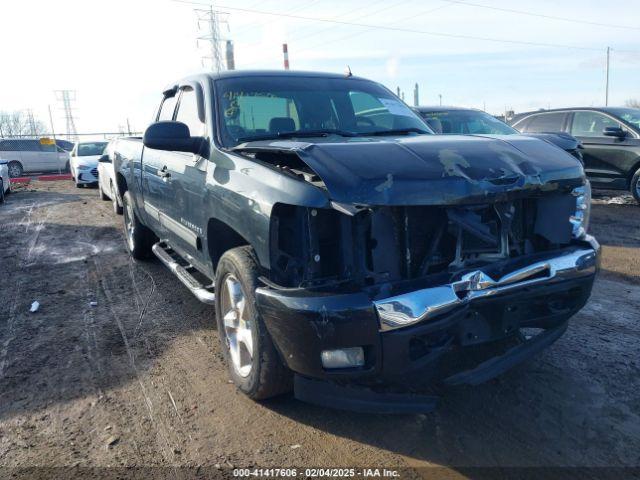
xmin=122 ymin=191 xmax=155 ymax=259
xmin=0 ymin=179 xmax=5 ymax=204
xmin=7 ymin=161 xmax=22 ymax=178
xmin=631 ymin=168 xmax=640 ymax=204
xmin=215 ymin=246 xmax=292 ymax=400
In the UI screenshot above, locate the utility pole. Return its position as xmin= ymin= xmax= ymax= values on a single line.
xmin=196 ymin=5 xmax=229 ymax=73
xmin=413 ymin=83 xmax=419 ymax=107
xmin=54 ymin=90 xmax=78 ymax=141
xmin=605 ymin=46 xmax=610 ymax=106
xmin=438 ymin=94 xmax=442 ymax=106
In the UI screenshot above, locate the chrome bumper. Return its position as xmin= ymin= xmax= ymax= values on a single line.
xmin=374 ymin=241 xmax=599 ymax=331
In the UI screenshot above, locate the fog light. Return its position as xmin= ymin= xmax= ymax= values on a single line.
xmin=321 ymin=347 xmax=364 ymax=369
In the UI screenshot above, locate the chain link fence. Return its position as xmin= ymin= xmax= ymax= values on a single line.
xmin=0 ymin=132 xmax=141 ymax=178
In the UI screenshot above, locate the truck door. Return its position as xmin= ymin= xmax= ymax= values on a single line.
xmin=160 ymin=86 xmax=208 ymax=268
xmin=140 ymin=93 xmax=178 ymax=235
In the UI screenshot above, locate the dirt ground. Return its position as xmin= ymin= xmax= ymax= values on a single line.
xmin=0 ymin=181 xmax=639 ymax=479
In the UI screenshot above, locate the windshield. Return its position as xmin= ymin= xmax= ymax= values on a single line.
xmin=215 ymin=76 xmax=431 ymax=147
xmin=77 ymin=142 xmax=108 ymax=156
xmin=418 ymin=110 xmax=517 ymax=135
xmin=608 ymin=108 xmax=640 ymax=130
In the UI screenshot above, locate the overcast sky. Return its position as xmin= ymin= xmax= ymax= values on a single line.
xmin=0 ymin=0 xmax=639 ymax=134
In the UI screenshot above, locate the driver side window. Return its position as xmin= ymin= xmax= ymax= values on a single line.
xmin=571 ymin=111 xmax=624 ymax=137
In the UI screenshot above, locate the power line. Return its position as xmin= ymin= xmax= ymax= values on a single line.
xmin=440 ymin=0 xmax=640 ymax=31
xmin=244 ymin=3 xmax=452 ymax=67
xmin=175 ymin=2 xmax=608 ymax=51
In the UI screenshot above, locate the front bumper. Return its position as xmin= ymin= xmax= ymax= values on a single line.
xmin=76 ymin=167 xmax=99 ymax=184
xmin=256 ymin=237 xmax=599 ymax=411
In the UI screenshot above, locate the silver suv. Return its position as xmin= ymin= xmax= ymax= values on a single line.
xmin=0 ymin=139 xmax=70 ymax=177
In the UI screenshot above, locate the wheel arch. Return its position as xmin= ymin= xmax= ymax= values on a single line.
xmin=115 ymin=172 xmax=128 ymax=197
xmin=207 ymin=218 xmax=262 ymax=273
xmin=626 ymin=156 xmax=640 ymax=187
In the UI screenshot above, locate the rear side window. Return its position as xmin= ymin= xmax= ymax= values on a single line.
xmin=0 ymin=140 xmax=17 ymax=151
xmin=522 ymin=113 xmax=566 ymax=133
xmin=18 ymin=140 xmax=40 ymax=151
xmin=175 ymin=88 xmax=205 ymax=136
xmin=570 ymin=111 xmax=624 ymax=137
xmin=158 ymin=95 xmax=177 ymax=121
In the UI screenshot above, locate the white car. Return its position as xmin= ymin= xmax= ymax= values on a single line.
xmin=69 ymin=141 xmax=109 ymax=187
xmin=97 ymin=140 xmax=123 ymax=214
xmin=0 ymin=160 xmax=10 ymax=203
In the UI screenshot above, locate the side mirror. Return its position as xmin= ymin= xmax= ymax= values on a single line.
xmin=98 ymin=154 xmax=111 ymax=163
xmin=143 ymin=121 xmax=205 ymax=154
xmin=603 ymin=126 xmax=626 ymax=138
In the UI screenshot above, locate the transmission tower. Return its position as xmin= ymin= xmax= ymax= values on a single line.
xmin=195 ymin=5 xmax=229 ymax=73
xmin=55 ymin=90 xmax=78 ymax=141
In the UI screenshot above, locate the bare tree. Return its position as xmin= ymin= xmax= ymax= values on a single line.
xmin=0 ymin=110 xmax=47 ymax=138
xmin=624 ymin=99 xmax=640 ymax=108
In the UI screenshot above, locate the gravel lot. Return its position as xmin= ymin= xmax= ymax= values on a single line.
xmin=0 ymin=181 xmax=639 ymax=479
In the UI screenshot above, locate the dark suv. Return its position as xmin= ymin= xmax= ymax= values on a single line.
xmin=510 ymin=107 xmax=640 ymax=202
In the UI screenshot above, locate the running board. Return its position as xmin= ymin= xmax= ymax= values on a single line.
xmin=152 ymin=242 xmax=216 ymax=304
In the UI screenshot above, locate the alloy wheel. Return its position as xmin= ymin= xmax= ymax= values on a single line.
xmin=220 ymin=274 xmax=254 ymax=377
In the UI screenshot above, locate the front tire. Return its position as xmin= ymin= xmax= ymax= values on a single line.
xmin=631 ymin=167 xmax=640 ymax=204
xmin=215 ymin=246 xmax=292 ymax=400
xmin=122 ymin=191 xmax=155 ymax=259
xmin=99 ymin=183 xmax=109 ymax=200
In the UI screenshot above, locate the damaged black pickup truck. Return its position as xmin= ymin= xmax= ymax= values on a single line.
xmin=113 ymin=70 xmax=599 ymax=413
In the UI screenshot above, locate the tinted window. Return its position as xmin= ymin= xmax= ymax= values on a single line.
xmin=78 ymin=142 xmax=108 ymax=156
xmin=215 ymin=76 xmax=430 ymax=147
xmin=0 ymin=140 xmax=17 ymax=151
xmin=158 ymin=95 xmax=177 ymax=121
xmin=176 ymin=88 xmax=205 ymax=136
xmin=232 ymin=94 xmax=300 ymax=132
xmin=571 ymin=111 xmax=625 ymax=137
xmin=607 ymin=108 xmax=640 ymax=130
xmin=40 ymin=143 xmax=56 ymax=152
xmin=419 ymin=110 xmax=516 ymax=135
xmin=523 ymin=113 xmax=565 ymax=133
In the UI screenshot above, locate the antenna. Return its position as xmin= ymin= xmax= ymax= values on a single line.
xmin=54 ymin=90 xmax=78 ymax=141
xmin=345 ymin=65 xmax=353 ymax=77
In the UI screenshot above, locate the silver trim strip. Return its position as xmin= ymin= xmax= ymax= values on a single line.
xmin=144 ymin=201 xmax=198 ymax=249
xmin=374 ymin=248 xmax=598 ymax=331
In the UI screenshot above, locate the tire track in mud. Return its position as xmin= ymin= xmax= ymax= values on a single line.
xmin=0 ymin=201 xmax=50 ymax=379
xmin=94 ymin=254 xmax=184 ymax=464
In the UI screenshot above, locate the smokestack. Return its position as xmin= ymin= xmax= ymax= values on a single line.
xmin=282 ymin=43 xmax=290 ymax=70
xmin=413 ymin=83 xmax=419 ymax=107
xmin=226 ymin=40 xmax=235 ymax=70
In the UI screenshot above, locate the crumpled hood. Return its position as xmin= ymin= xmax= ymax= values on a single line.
xmin=236 ymin=134 xmax=585 ymax=206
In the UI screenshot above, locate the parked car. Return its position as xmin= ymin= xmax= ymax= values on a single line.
xmin=415 ymin=107 xmax=584 ymax=162
xmin=510 ymin=107 xmax=640 ymax=202
xmin=0 ymin=160 xmax=10 ymax=203
xmin=69 ymin=141 xmax=108 ymax=187
xmin=97 ymin=141 xmax=123 ymax=214
xmin=0 ymin=138 xmax=70 ymax=177
xmin=114 ymin=70 xmax=599 ymax=413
